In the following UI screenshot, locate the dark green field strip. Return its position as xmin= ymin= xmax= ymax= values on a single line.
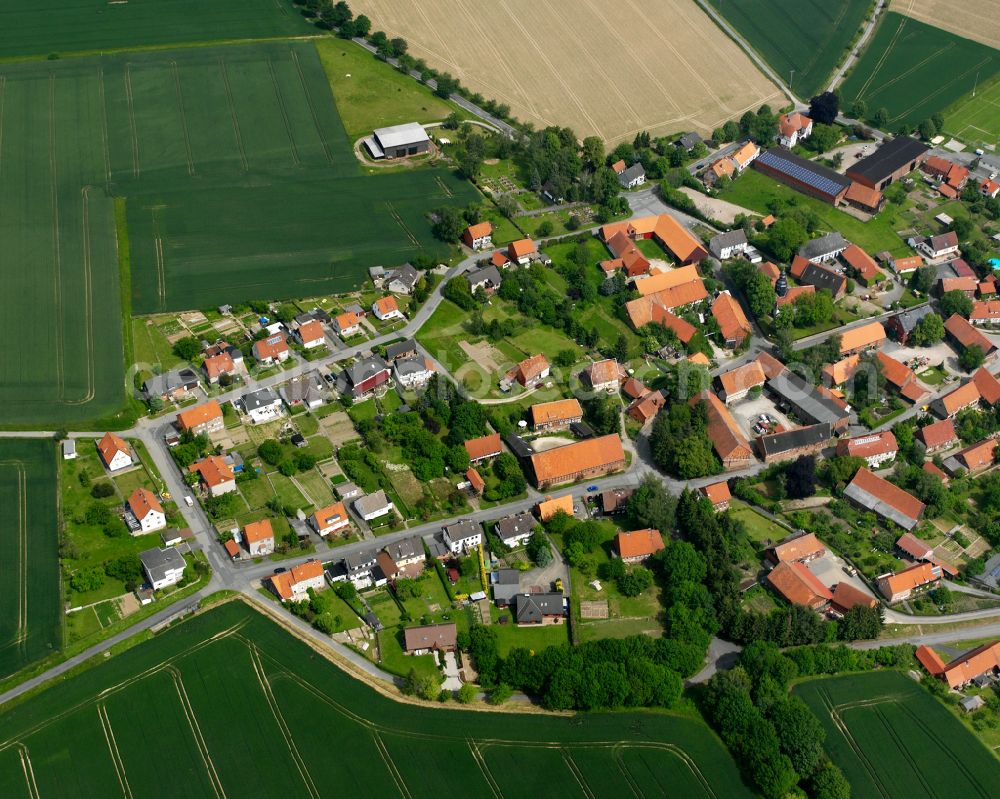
xmin=840 ymin=12 xmax=1000 ymax=130
xmin=619 ymin=746 xmax=716 ymax=799
xmin=562 ymin=747 xmax=637 ymax=797
xmin=0 ymin=745 xmax=33 ymax=799
xmin=268 ymin=673 xmax=402 ymax=796
xmin=380 ymin=733 xmax=497 ymax=796
xmin=0 ymin=0 xmax=313 ymax=61
xmin=708 ymin=0 xmax=870 ymax=98
xmin=23 ymin=707 xmax=125 ymax=798
xmin=0 ymin=441 xmax=60 ymax=679
xmin=101 ymin=669 xmax=219 ymax=797
xmin=796 ymin=672 xmax=1000 ymax=799
xmin=0 ymin=602 xmax=755 ymax=798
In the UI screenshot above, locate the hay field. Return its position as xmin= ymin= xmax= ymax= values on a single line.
xmin=349 ymin=0 xmax=783 ymax=143
xmin=0 ymin=440 xmax=60 ymax=680
xmin=0 ymin=601 xmax=755 ymax=797
xmin=795 ymin=671 xmax=1000 ymax=799
xmin=899 ymin=0 xmax=1000 ymax=51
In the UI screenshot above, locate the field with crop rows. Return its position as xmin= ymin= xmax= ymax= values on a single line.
xmin=349 ymin=0 xmax=782 ymax=144
xmin=840 ymin=12 xmax=1000 ymax=132
xmin=0 ymin=601 xmax=754 ymax=798
xmin=0 ymin=0 xmax=313 ymax=61
xmin=901 ymin=0 xmax=1000 ymax=51
xmin=0 ymin=440 xmax=60 ymax=680
xmin=708 ymin=0 xmax=871 ymax=99
xmin=795 ymin=671 xmax=1000 ymax=799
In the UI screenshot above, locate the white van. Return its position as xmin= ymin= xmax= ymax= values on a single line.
xmin=184 ymin=496 xmax=194 ymax=507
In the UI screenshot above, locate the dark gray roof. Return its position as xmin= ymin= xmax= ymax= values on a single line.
xmin=466 ymin=265 xmax=503 ymax=291
xmin=504 ymin=433 xmax=534 ymax=458
xmin=709 ymin=229 xmax=748 ymax=257
xmin=394 ymin=356 xmax=432 ymax=378
xmin=354 ymin=490 xmax=391 ymax=516
xmin=757 ymin=147 xmax=851 ymax=198
xmin=892 ymin=305 xmax=935 ymax=334
xmin=758 ymin=423 xmax=833 ymax=457
xmin=619 ymin=163 xmax=646 ymax=185
xmin=493 ymin=568 xmax=521 ymax=585
xmin=677 ymin=132 xmax=703 ymax=150
xmin=847 ymin=136 xmax=929 ymax=184
xmin=280 ymin=372 xmax=324 ymax=405
xmin=139 ymin=547 xmax=186 ymax=584
xmin=345 ymin=355 xmax=389 ymax=386
xmin=242 ymin=387 xmax=281 ymax=410
xmin=768 ymin=372 xmax=849 ymax=426
xmin=385 ymin=338 xmax=417 ymax=360
xmin=798 ymin=261 xmax=846 ymax=295
xmin=514 ymin=593 xmax=564 ymax=623
xmin=424 ymin=533 xmax=450 ymax=560
xmin=344 ymin=547 xmax=378 ymax=572
xmin=799 ymin=232 xmax=849 ymax=260
xmin=495 ymin=512 xmax=536 ymax=541
xmin=383 ymin=536 xmax=423 ymax=563
xmin=386 ymin=263 xmax=421 ymax=290
xmin=143 ymin=367 xmax=199 ymax=397
xmin=444 ymin=518 xmax=481 ymax=542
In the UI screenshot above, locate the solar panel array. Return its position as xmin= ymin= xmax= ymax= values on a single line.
xmin=757 ymin=149 xmax=851 ymax=198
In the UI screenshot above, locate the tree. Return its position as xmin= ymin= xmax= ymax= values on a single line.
xmin=810 ymin=763 xmax=851 ymax=799
xmin=457 ymin=682 xmax=477 ymax=703
xmin=617 ymin=567 xmax=653 ymax=597
xmin=918 ymin=118 xmax=939 ymax=140
xmin=766 ymin=217 xmax=807 ymax=261
xmin=805 ymin=123 xmax=841 ymax=153
xmin=431 ymin=206 xmax=466 ymax=242
xmin=770 ymin=696 xmax=826 ymax=777
xmin=785 ymin=455 xmax=817 ymax=499
xmin=939 ymin=289 xmax=973 ymax=318
xmin=353 ymin=14 xmax=371 ymax=36
xmin=434 ymin=73 xmax=458 ymax=98
xmin=960 ymin=344 xmax=986 ymax=372
xmin=258 ymin=439 xmax=284 ymax=465
xmin=526 ymin=532 xmax=552 ymax=566
xmin=104 ymin=555 xmax=144 ymax=591
xmin=612 ymin=333 xmax=629 ymax=362
xmin=910 ymin=265 xmax=935 ymax=294
xmin=849 ymin=99 xmax=868 ymax=119
xmin=627 ymin=473 xmax=678 ymax=533
xmin=809 ymin=91 xmax=840 ymax=125
xmin=910 ymin=311 xmax=944 ymax=346
xmin=536 ymin=220 xmax=554 ymax=237
xmin=91 ymin=481 xmax=115 ymax=499
xmin=488 ymin=683 xmax=513 ymax=705
xmin=872 ymin=107 xmax=890 ymax=128
xmin=581 ymin=136 xmax=604 ymax=169
xmin=172 ymin=336 xmax=200 ymax=361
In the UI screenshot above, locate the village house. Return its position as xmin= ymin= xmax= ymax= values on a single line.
xmin=503 ymin=353 xmax=550 ymax=389
xmin=712 ymin=291 xmax=752 ymax=348
xmin=840 ymin=244 xmax=880 ymax=286
xmin=777 ymin=111 xmax=812 ymax=148
xmin=466 ymin=265 xmax=503 ymax=295
xmin=333 ymin=311 xmax=363 ymax=338
xmin=709 ymin=229 xmax=750 ymax=261
xmin=139 ymin=547 xmax=186 ymax=591
xmin=243 ymin=519 xmax=275 ymax=557
xmin=583 ymin=359 xmax=627 ymax=392
xmin=464 ymin=432 xmax=502 ymax=463
xmin=842 ymin=182 xmax=886 ymax=214
xmin=878 ymin=562 xmax=942 ymax=603
xmin=618 ymin=162 xmax=646 ymax=189
xmin=943 ymin=438 xmax=999 ymax=476
xmin=513 ymin=593 xmax=565 ymax=625
xmin=465 ymin=467 xmax=485 ymax=496
xmin=280 ymin=372 xmax=326 ymax=411
xmin=462 ymin=221 xmax=493 ymax=251
xmin=730 ymin=141 xmax=760 ymax=173
xmin=767 ymin=371 xmax=850 ymax=431
xmin=202 ymin=343 xmax=243 ymax=385
xmin=694 ymin=390 xmax=754 ymax=470
xmin=240 ymin=388 xmax=283 ymax=425
xmin=403 ymin=623 xmax=457 ymax=655
xmin=767 ymin=532 xmax=825 ymax=566
xmin=914 ymin=231 xmax=960 ymax=261
xmin=529 ymin=398 xmax=583 ymax=432
xmin=928 ymin=641 xmax=1000 ymax=689
xmin=717 ymin=360 xmax=766 ymax=404
xmin=443 ymin=519 xmax=482 ymax=555
xmin=932 ymin=367 xmax=1000 ymax=418
xmin=342 ymin=355 xmax=391 ymax=399
xmin=703 ymin=156 xmax=734 ymax=187
xmin=508 ymin=238 xmax=537 ymax=266
xmin=836 ymin=431 xmax=898 ymax=469
xmin=896 ymin=533 xmax=958 ymax=577
xmin=372 ymin=296 xmax=405 ymax=322
xmin=495 ymin=512 xmax=536 ymax=548
xmin=126 ymin=488 xmax=166 ymax=534
xmin=393 ymin=356 xmax=436 ymax=390
xmin=353 ymin=490 xmax=394 ymax=522
xmin=938 ymin=276 xmax=979 ymax=299
xmin=982 ymin=179 xmax=1000 ymax=199
xmin=188 ymin=455 xmax=236 ymax=497
xmin=970 ymin=300 xmax=1000 ymax=325
xmin=310 ymin=501 xmax=351 ymax=537
xmin=268 ymin=560 xmax=326 ymax=602
xmin=528 ymin=435 xmax=626 ymax=489
xmin=944 ymin=313 xmax=998 ymax=361
xmin=627 ymin=390 xmax=666 ymax=425
xmin=599 ymin=487 xmax=633 ymax=515
xmin=757 ymin=424 xmax=833 ymax=464
xmin=613 ymin=528 xmax=665 ymax=563
xmin=142 ymin=367 xmax=200 ymax=404
xmin=789 ymin=256 xmax=846 ymax=299
xmin=886 ymin=305 xmax=935 ymax=345
xmin=384 ymin=264 xmax=421 ymax=295
xmin=98 ymin=431 xmax=133 ymax=472
xmin=382 ymin=536 xmax=425 ymax=577
xmin=700 ymin=480 xmax=731 ymax=511
xmin=799 ymin=232 xmax=850 ymax=263
xmin=922 ymin=155 xmax=970 ymax=196
xmin=176 ymin=400 xmax=224 ymax=437
xmin=536 ymin=494 xmax=574 ymax=521
xmin=599 ymin=215 xmax=707 ymax=266
xmin=767 ymin=561 xmax=831 ymax=610
xmin=838 ymin=322 xmax=886 ymax=356
xmin=253 ymin=332 xmax=290 ymax=365
xmin=844 ymin=468 xmax=925 ymax=531
xmin=292 ymin=319 xmax=326 ymax=350
xmin=829 ymin=582 xmax=878 ymax=616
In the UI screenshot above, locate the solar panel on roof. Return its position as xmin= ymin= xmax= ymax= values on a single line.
xmin=758 ymin=150 xmax=850 ymax=197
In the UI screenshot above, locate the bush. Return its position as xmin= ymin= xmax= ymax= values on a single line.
xmin=90 ymin=481 xmax=115 ymax=499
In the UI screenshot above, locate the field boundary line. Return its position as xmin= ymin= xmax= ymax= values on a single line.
xmin=560 ymin=748 xmax=596 ymax=799
xmin=371 ymin=731 xmax=412 ymax=799
xmin=0 ymin=463 xmax=30 ymax=654
xmin=170 ymin=61 xmax=196 ymax=176
xmin=14 ymin=743 xmax=39 ymax=799
xmin=819 ymin=688 xmax=892 ymax=799
xmin=289 ymin=47 xmax=333 ymax=164
xmin=217 ymin=57 xmax=249 ymax=172
xmin=266 ymin=56 xmax=300 ymax=167
xmin=0 ymin=76 xmax=6 ymax=178
xmin=247 ymin=645 xmax=320 ymax=799
xmin=164 ymin=665 xmax=227 ymax=798
xmin=97 ymin=702 xmax=135 ymax=799
xmin=97 ymin=68 xmax=112 ymax=189
xmin=466 ymin=739 xmax=503 ymax=798
xmin=123 ymin=64 xmax=140 ymax=177
xmin=63 ymin=186 xmax=97 ymax=406
xmin=610 ymin=745 xmax=643 ymax=798
xmin=384 ymin=202 xmax=419 ymax=247
xmin=874 ymin=705 xmax=936 ymax=795
xmin=48 ymin=73 xmax=65 ymax=400
xmin=890 ymin=55 xmax=995 ymax=124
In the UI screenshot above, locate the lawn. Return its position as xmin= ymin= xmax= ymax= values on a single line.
xmin=918 ymin=365 xmax=948 ymax=385
xmin=708 ymin=0 xmax=872 ymax=98
xmin=718 ymin=169 xmax=911 ymax=256
xmin=489 ymin=616 xmax=571 ymax=657
xmin=0 ymin=600 xmax=755 ymax=798
xmin=0 ymin=440 xmax=60 ymax=680
xmin=840 ymin=12 xmax=1000 ymax=133
xmin=728 ymin=501 xmax=789 ymax=546
xmin=795 ymin=671 xmax=1000 ymax=799
xmin=945 ymin=70 xmax=1000 ymax=148
xmin=131 ymin=318 xmax=184 ymax=373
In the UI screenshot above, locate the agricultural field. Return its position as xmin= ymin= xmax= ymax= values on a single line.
xmin=901 ymin=0 xmax=1000 ymax=51
xmin=839 ymin=12 xmax=1000 ymax=133
xmin=0 ymin=600 xmax=755 ymax=798
xmin=796 ymin=671 xmax=1000 ymax=799
xmin=349 ymin=0 xmax=783 ymax=143
xmin=708 ymin=0 xmax=872 ymax=98
xmin=0 ymin=0 xmax=313 ymax=60
xmin=0 ymin=440 xmax=60 ymax=681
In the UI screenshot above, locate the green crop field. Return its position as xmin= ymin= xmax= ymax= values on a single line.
xmin=0 ymin=600 xmax=754 ymax=798
xmin=0 ymin=440 xmax=60 ymax=681
xmin=708 ymin=0 xmax=871 ymax=99
xmin=0 ymin=0 xmax=314 ymax=61
xmin=840 ymin=12 xmax=1000 ymax=133
xmin=796 ymin=671 xmax=1000 ymax=799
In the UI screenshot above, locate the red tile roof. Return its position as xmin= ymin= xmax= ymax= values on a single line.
xmin=244 ymin=519 xmax=274 ymax=544
xmin=464 ymin=433 xmax=502 ymax=461
xmin=615 ymin=528 xmax=665 ymax=559
xmin=839 ymin=322 xmax=886 ymax=355
xmin=771 ymin=532 xmax=824 ymax=563
xmin=700 ymin=481 xmax=731 ymax=506
xmin=529 ymin=435 xmax=626 ymax=484
xmin=831 ymin=582 xmax=878 ymax=613
xmin=942 ymin=641 xmax=1000 ymax=688
xmin=712 ymin=292 xmax=752 ymax=344
xmin=530 ymin=398 xmax=583 ymax=426
xmin=836 ymin=431 xmax=898 ymax=460
xmin=945 ymin=313 xmax=996 ymax=354
xmin=536 ymin=494 xmax=574 ymax=521
xmin=269 ymin=560 xmax=324 ymax=600
xmin=767 ymin=561 xmax=832 ymax=608
xmin=98 ymin=431 xmax=129 ymax=466
xmin=848 ymin=468 xmax=925 ymax=523
xmin=916 ymin=644 xmax=947 ymax=676
xmin=128 ymin=487 xmax=162 ymax=518
xmin=693 ymin=391 xmax=752 ymax=466
xmin=973 ymin=367 xmax=1000 ymax=406
xmin=188 ymin=455 xmax=234 ymax=489
xmin=917 ymin=418 xmax=957 ymax=449
xmin=841 ymin=244 xmax=879 ymax=281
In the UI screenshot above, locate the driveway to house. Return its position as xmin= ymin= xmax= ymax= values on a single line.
xmin=678 ymin=187 xmax=756 ymax=225
xmin=809 ymin=550 xmax=875 ymax=597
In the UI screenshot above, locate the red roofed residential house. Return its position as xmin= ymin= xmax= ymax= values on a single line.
xmin=840 ymin=244 xmax=880 ymax=286
xmin=310 ymin=502 xmax=350 ymax=537
xmin=627 ymin=390 xmax=666 ymax=425
xmin=268 ymin=559 xmax=325 ymax=602
xmin=944 ymin=313 xmax=998 ymax=361
xmin=253 ymin=333 xmax=290 ymax=365
xmin=712 ymin=292 xmax=752 ymax=348
xmin=767 ymin=561 xmax=832 ymax=610
xmin=528 ymin=435 xmax=626 ymax=489
xmin=372 ymin=296 xmax=405 ymax=321
xmin=767 ymin=532 xmax=825 ymax=565
xmin=693 ymin=391 xmax=754 ymax=471
xmin=939 ymin=641 xmax=1000 ymax=689
xmin=503 ymin=354 xmax=550 ymax=388
xmin=98 ymin=431 xmax=133 ymax=472
xmin=176 ymin=401 xmax=224 ymax=436
xmin=295 ymin=319 xmax=326 ymax=350
xmin=508 ymin=238 xmax=536 ymax=265
xmin=188 ymin=455 xmax=236 ymax=497
xmin=970 ymin=300 xmax=1000 ymax=325
xmin=126 ymin=488 xmax=166 ymax=534
xmin=243 ymin=519 xmax=275 ymax=557
xmin=981 ymin=179 xmax=1000 ymax=199
xmin=778 ymin=112 xmax=812 ymax=148
xmin=464 ymin=433 xmax=502 ymax=464
xmin=614 ymin=529 xmax=665 ymax=562
xmin=877 ymin=562 xmax=941 ymax=603
xmin=836 ymin=431 xmax=898 ymax=468
xmin=583 ymin=359 xmax=627 ymax=392
xmin=945 ymin=438 xmax=999 ymax=475
xmin=717 ymin=360 xmax=766 ymax=403
xmin=700 ymin=481 xmax=731 ymax=511
xmin=829 ymin=582 xmax=878 ymax=616
xmin=334 ymin=311 xmax=362 ymax=337
xmin=917 ymin=418 xmax=959 ymax=453
xmin=529 ymin=399 xmax=583 ymax=431
xmin=844 ymin=468 xmax=925 ymax=531
xmin=462 ymin=222 xmax=493 ymax=251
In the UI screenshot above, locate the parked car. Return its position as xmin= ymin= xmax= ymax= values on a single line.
xmin=586 ymin=485 xmax=599 ymax=492
xmin=184 ymin=496 xmax=194 ymax=507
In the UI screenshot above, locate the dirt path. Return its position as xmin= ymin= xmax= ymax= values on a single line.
xmin=678 ymin=187 xmax=757 ymax=225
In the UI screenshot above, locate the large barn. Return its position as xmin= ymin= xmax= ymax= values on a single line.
xmin=753 ymin=147 xmax=852 ymax=204
xmin=363 ymin=122 xmax=431 ymax=160
xmin=846 ymin=136 xmax=929 ymax=190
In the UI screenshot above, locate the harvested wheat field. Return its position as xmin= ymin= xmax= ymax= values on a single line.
xmin=350 ymin=0 xmax=783 ymax=143
xmin=900 ymin=0 xmax=1000 ymax=50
